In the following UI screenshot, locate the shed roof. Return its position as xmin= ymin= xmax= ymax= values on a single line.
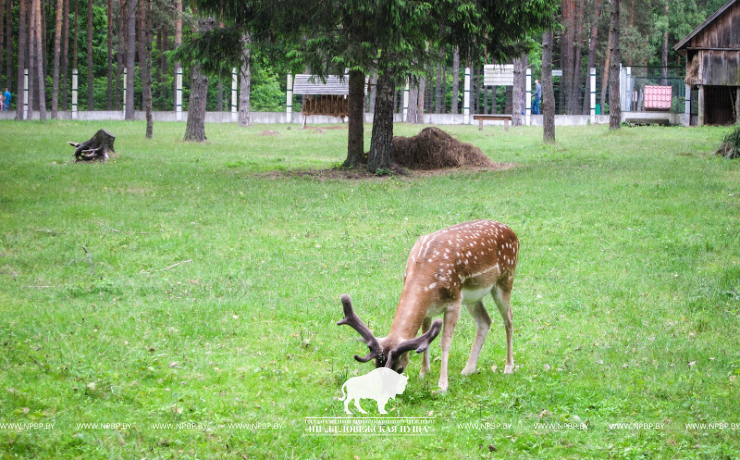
xmin=293 ymin=75 xmax=349 ymax=95
xmin=673 ymin=0 xmax=738 ymax=53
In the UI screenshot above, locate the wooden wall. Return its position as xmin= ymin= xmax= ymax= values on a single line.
xmin=687 ymin=0 xmax=740 ymax=49
xmin=686 ymin=0 xmax=740 ymax=86
xmin=701 ymin=50 xmax=740 ymax=86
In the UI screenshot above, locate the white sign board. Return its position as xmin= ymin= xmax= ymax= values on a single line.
xmin=483 ymin=64 xmax=514 ymax=86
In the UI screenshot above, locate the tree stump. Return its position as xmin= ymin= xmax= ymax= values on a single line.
xmin=68 ymin=129 xmax=116 ymax=162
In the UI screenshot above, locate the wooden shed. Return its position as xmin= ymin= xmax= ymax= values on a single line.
xmin=293 ymin=74 xmax=350 ymax=119
xmin=673 ymin=0 xmax=740 ymax=125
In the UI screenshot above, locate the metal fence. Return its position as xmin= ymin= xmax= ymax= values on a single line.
xmin=620 ymin=66 xmax=686 ymax=113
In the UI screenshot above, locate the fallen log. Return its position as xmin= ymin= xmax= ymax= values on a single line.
xmin=68 ymin=129 xmax=116 ymax=162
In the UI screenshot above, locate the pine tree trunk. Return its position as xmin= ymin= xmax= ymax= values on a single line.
xmin=568 ymin=0 xmax=584 ymax=114
xmin=15 ymin=0 xmax=26 ymax=119
xmin=184 ymin=17 xmax=214 ymax=142
xmin=407 ymin=83 xmax=417 ymax=123
xmin=542 ymin=29 xmax=556 ymax=143
xmin=138 ymin=0 xmax=153 ymax=137
xmin=34 ymin=0 xmax=46 ymax=119
xmin=416 ymin=76 xmax=426 ymax=124
xmin=73 ymin=0 xmax=78 ymax=73
xmin=608 ymin=0 xmax=621 ymax=129
xmin=28 ymin=1 xmax=34 ymax=115
xmin=344 ymin=69 xmax=365 ymax=168
xmin=662 ymin=2 xmax=669 ymax=85
xmin=368 ymin=75 xmax=377 ymax=113
xmin=600 ymin=0 xmax=612 ymax=116
xmin=124 ymin=0 xmax=135 ymax=119
xmin=28 ymin=0 xmax=35 ymax=116
xmin=145 ymin=0 xmax=153 ymax=136
xmin=160 ymin=23 xmax=168 ymax=79
xmin=451 ymin=46 xmax=460 ymax=114
xmin=115 ymin=3 xmax=123 ymax=110
xmin=0 ymin=0 xmax=4 ymax=89
xmin=174 ymin=0 xmax=182 ymax=112
xmin=61 ymin=0 xmax=69 ymax=110
xmin=87 ymin=0 xmax=93 ymax=110
xmin=184 ymin=65 xmax=209 ymax=141
xmin=41 ymin=0 xmax=47 ymax=79
xmin=52 ymin=0 xmax=63 ymax=118
xmin=41 ymin=0 xmax=47 ymax=80
xmin=5 ymin=0 xmax=12 ymax=90
xmin=217 ymin=81 xmax=223 ymax=112
xmin=560 ymin=0 xmax=573 ymax=114
xmin=435 ymin=40 xmax=444 ymax=113
xmin=583 ymin=0 xmax=602 ymax=114
xmin=238 ymin=33 xmax=251 ymax=127
xmin=367 ymin=71 xmax=395 ymax=173
xmin=106 ymin=0 xmax=112 ymax=110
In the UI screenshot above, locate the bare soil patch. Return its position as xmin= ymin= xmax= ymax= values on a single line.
xmin=260 ymin=163 xmax=514 ymax=181
xmin=258 ymin=127 xmax=514 ymax=180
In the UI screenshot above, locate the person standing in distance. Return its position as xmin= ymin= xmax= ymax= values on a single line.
xmin=533 ymin=79 xmax=542 ymax=115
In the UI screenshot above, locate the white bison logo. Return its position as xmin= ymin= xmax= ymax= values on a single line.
xmin=340 ymin=367 xmax=408 ymax=415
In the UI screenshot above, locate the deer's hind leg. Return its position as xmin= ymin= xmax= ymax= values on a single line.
xmin=461 ymin=300 xmax=492 ymax=375
xmin=492 ymin=280 xmax=514 ymax=374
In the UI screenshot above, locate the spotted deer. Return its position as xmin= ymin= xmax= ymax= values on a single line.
xmin=338 ymin=220 xmax=519 ymax=392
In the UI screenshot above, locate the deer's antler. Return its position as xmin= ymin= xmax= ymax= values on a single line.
xmin=385 ymin=319 xmax=442 ymax=368
xmin=337 ymin=294 xmax=383 ymax=363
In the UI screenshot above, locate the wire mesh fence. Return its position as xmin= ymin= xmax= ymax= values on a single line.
xmin=621 ymin=66 xmax=686 ymax=113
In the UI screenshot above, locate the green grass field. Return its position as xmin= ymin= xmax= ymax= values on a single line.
xmin=1 ymin=120 xmax=739 ymax=459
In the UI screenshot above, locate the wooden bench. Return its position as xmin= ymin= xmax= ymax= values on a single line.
xmin=623 ymin=117 xmax=671 ymax=126
xmin=473 ymin=114 xmax=513 ymax=131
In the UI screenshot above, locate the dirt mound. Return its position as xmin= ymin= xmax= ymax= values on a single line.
xmin=392 ymin=127 xmax=495 ymax=170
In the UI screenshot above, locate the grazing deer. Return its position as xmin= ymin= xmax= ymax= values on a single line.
xmin=338 ymin=220 xmax=519 ymax=392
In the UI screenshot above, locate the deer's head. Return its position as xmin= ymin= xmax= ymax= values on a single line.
xmin=337 ymin=294 xmax=442 ymax=374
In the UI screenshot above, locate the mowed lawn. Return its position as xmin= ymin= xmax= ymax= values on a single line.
xmin=0 ymin=119 xmax=739 ymax=459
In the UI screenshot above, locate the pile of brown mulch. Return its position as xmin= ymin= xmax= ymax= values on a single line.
xmin=392 ymin=127 xmax=496 ymax=170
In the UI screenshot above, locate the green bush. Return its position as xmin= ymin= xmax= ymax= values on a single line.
xmin=716 ymin=125 xmax=740 ymax=159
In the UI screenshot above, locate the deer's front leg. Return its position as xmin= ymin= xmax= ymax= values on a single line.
xmin=420 ymin=317 xmax=432 ymax=378
xmin=437 ymin=303 xmax=461 ymax=393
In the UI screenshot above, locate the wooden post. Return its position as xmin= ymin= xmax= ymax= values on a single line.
xmin=698 ymin=85 xmax=704 ymax=125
